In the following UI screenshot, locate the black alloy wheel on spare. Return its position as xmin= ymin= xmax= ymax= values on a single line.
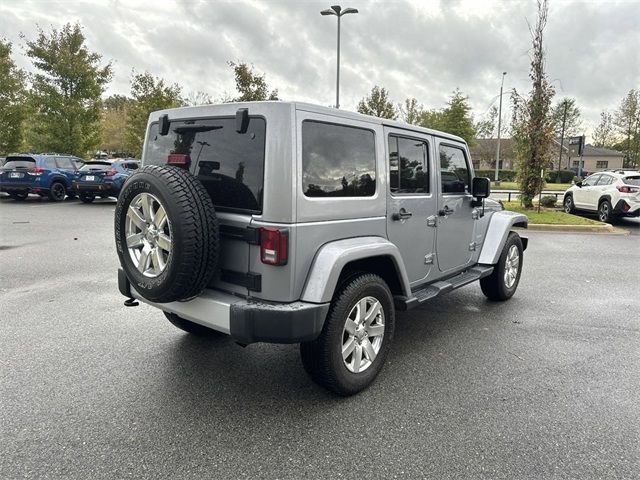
xmin=114 ymin=165 xmax=219 ymax=304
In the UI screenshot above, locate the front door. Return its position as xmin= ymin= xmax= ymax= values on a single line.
xmin=385 ymin=128 xmax=437 ymax=286
xmin=435 ymin=141 xmax=475 ymax=272
xmin=573 ymin=173 xmax=600 ymax=209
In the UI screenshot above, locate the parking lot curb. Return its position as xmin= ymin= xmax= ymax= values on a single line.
xmin=525 ymin=223 xmax=628 ymax=234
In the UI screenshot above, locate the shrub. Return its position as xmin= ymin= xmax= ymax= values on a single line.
xmin=539 ymin=195 xmax=557 ymax=207
xmin=475 ymin=169 xmax=517 ymax=182
xmin=546 ymin=169 xmax=575 ymax=183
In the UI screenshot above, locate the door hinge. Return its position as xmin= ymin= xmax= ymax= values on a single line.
xmin=426 ymin=215 xmax=437 ymax=227
xmin=469 ymin=242 xmax=477 ymax=251
xmin=424 ymin=253 xmax=434 ymax=264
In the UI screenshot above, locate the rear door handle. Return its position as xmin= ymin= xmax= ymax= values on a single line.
xmin=392 ymin=208 xmax=413 ymax=221
xmin=438 ymin=205 xmax=455 ymax=216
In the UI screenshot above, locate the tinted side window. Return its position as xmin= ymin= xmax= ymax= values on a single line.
xmin=389 ymin=135 xmax=429 ymax=194
xmin=595 ymin=175 xmax=611 ymax=185
xmin=302 ymin=121 xmax=376 ymax=197
xmin=56 ymin=157 xmax=75 ymax=169
xmin=123 ymin=163 xmax=139 ymax=170
xmin=43 ymin=158 xmax=57 ymax=169
xmin=145 ymin=117 xmax=266 ymax=212
xmin=439 ymin=145 xmax=470 ymax=193
xmin=583 ymin=174 xmax=600 ymax=186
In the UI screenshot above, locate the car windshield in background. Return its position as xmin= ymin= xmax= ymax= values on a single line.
xmin=3 ymin=158 xmax=36 ymax=169
xmin=80 ymin=163 xmax=111 ymax=171
xmin=624 ymin=176 xmax=640 ymax=186
xmin=145 ymin=117 xmax=266 ymax=213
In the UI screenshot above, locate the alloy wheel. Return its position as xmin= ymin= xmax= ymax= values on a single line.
xmin=125 ymin=192 xmax=172 ymax=278
xmin=341 ymin=296 xmax=385 ymax=373
xmin=504 ymin=244 xmax=520 ymax=289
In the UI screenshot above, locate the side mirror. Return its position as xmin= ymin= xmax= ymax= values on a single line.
xmin=471 ymin=177 xmax=490 ymax=199
xmin=576 ymin=181 xmax=582 ymax=187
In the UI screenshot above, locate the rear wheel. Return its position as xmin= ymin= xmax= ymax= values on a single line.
xmin=9 ymin=191 xmax=28 ymax=201
xmin=79 ymin=192 xmax=95 ymax=204
xmin=480 ymin=232 xmax=523 ymax=301
xmin=49 ymin=182 xmax=66 ymax=202
xmin=598 ymin=200 xmax=613 ymax=223
xmin=300 ymin=273 xmax=395 ymax=396
xmin=563 ymin=194 xmax=575 ymax=214
xmin=165 ymin=312 xmax=223 ymax=337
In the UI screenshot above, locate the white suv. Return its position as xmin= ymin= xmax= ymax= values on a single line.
xmin=563 ymin=170 xmax=640 ymax=222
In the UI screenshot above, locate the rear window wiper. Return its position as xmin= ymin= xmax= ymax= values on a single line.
xmin=173 ymin=125 xmax=223 ymax=134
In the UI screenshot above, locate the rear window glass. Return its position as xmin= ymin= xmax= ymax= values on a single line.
xmin=80 ymin=163 xmax=111 ymax=171
xmin=145 ymin=117 xmax=266 ymax=213
xmin=3 ymin=157 xmax=36 ymax=169
xmin=624 ymin=176 xmax=640 ymax=186
xmin=302 ymin=121 xmax=376 ymax=197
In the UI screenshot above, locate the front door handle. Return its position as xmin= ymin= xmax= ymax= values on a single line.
xmin=392 ymin=208 xmax=413 ymax=221
xmin=438 ymin=205 xmax=455 ymax=216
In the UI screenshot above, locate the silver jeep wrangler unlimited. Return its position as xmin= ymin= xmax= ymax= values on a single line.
xmin=115 ymin=102 xmax=528 ymax=395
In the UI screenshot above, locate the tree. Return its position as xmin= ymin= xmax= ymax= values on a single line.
xmin=125 ymin=71 xmax=184 ymax=157
xmin=229 ymin=62 xmax=278 ymax=102
xmin=357 ymin=86 xmax=397 ymax=119
xmin=0 ymin=39 xmax=27 ymax=154
xmin=613 ymin=89 xmax=640 ymax=168
xmin=475 ymin=105 xmax=498 ymax=140
xmin=510 ymin=0 xmax=555 ymax=207
xmin=186 ymin=91 xmax=213 ymax=106
xmin=399 ymin=97 xmax=423 ymax=125
xmin=439 ymin=89 xmax=477 ymax=146
xmin=24 ymin=23 xmax=112 ymax=156
xmin=101 ymin=95 xmax=132 ymax=156
xmin=592 ymin=111 xmax=617 ymax=148
xmin=551 ymin=97 xmax=581 ymax=138
xmin=418 ymin=109 xmax=445 ymax=132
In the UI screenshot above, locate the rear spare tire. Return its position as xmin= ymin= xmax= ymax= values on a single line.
xmin=115 ymin=165 xmax=219 ymax=303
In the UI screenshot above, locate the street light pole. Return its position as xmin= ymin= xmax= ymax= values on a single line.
xmin=494 ymin=71 xmax=507 ymax=185
xmin=321 ymin=5 xmax=358 ymax=109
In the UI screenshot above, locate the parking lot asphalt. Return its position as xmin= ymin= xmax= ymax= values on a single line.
xmin=1 ymin=195 xmax=639 ymax=479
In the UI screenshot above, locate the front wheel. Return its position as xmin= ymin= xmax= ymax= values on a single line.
xmin=79 ymin=193 xmax=95 ymax=204
xmin=480 ymin=232 xmax=523 ymax=301
xmin=300 ymin=273 xmax=395 ymax=396
xmin=563 ymin=195 xmax=575 ymax=214
xmin=10 ymin=191 xmax=28 ymax=201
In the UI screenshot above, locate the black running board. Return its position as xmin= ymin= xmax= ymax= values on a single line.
xmin=395 ymin=265 xmax=494 ymax=311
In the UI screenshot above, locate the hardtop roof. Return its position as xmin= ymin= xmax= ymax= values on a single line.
xmin=150 ymin=101 xmax=466 ymax=145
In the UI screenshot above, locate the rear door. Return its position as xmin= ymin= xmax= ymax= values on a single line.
xmin=56 ymin=156 xmax=77 ymax=186
xmin=435 ymin=140 xmax=475 ymax=273
xmin=0 ymin=157 xmax=36 ymax=185
xmin=385 ymin=127 xmax=437 ymax=285
xmin=144 ymin=117 xmax=267 ymax=296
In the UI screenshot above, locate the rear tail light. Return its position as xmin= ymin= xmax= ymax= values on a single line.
xmin=617 ymin=185 xmax=638 ymax=193
xmin=28 ymin=167 xmax=44 ymax=175
xmin=167 ymin=154 xmax=190 ymax=166
xmin=105 ymin=169 xmax=117 ymax=177
xmin=260 ymin=228 xmax=288 ymax=266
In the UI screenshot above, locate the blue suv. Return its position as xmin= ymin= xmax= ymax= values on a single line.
xmin=73 ymin=159 xmax=140 ymax=203
xmin=0 ymin=154 xmax=84 ymax=201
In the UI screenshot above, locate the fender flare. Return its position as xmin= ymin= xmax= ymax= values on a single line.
xmin=478 ymin=211 xmax=528 ymax=265
xmin=300 ymin=236 xmax=411 ymax=304
xmin=48 ymin=175 xmax=71 ymax=188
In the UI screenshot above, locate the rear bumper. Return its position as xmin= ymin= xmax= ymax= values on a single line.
xmin=613 ymin=199 xmax=640 ymax=217
xmin=0 ymin=183 xmax=32 ymax=193
xmin=118 ymin=268 xmax=329 ymax=345
xmin=73 ymin=182 xmax=118 ymax=194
